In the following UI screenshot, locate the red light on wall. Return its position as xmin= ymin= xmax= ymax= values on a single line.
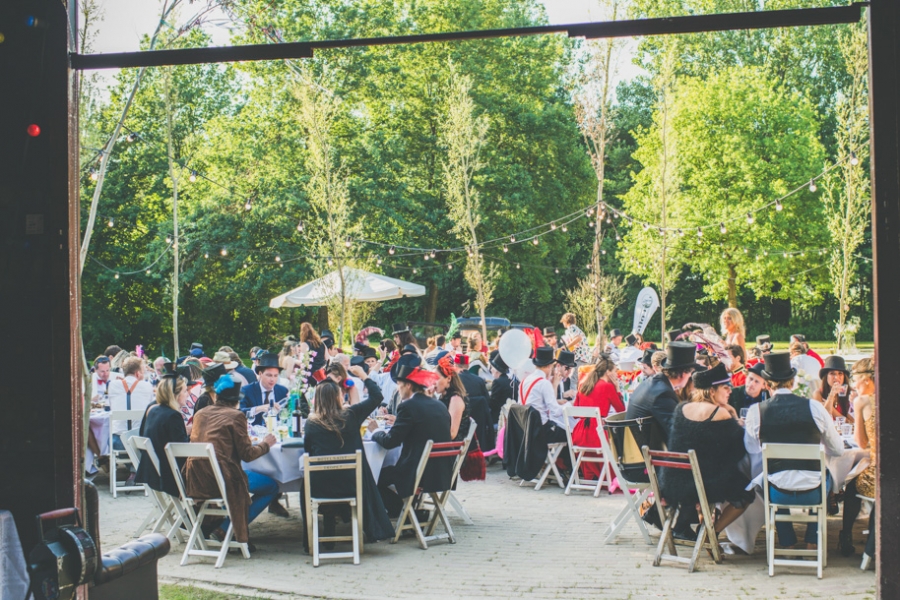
xmin=27 ymin=124 xmax=41 ymax=137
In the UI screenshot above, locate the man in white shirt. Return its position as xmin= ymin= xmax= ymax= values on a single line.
xmin=790 ymin=340 xmax=822 ymax=393
xmin=519 ymin=346 xmax=570 ymax=442
xmin=107 ymin=356 xmax=154 ymax=444
xmin=744 ymin=352 xmax=843 ymax=550
xmin=91 ymin=355 xmax=122 ymax=405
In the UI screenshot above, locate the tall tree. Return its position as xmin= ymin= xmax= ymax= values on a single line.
xmin=441 ymin=66 xmax=494 ymax=341
xmin=824 ymin=21 xmax=870 ymax=350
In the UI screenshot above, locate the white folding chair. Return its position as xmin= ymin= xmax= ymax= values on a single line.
xmin=392 ymin=439 xmax=467 ymax=549
xmin=109 ymin=410 xmax=146 ymax=497
xmin=302 ymin=451 xmax=363 ymax=567
xmin=166 ymin=442 xmax=250 ymax=568
xmin=519 ymin=441 xmax=566 ymax=491
xmin=600 ymin=413 xmax=660 ymax=545
xmin=643 ymin=446 xmax=722 ymax=573
xmin=441 ymin=418 xmax=477 ymax=525
xmin=762 ymin=443 xmax=828 ymax=579
xmin=563 ymin=405 xmax=611 ymax=497
xmin=130 ymin=436 xmax=186 ymax=542
xmin=858 ymin=494 xmax=875 ymax=570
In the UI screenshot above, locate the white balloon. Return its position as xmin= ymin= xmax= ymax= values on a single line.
xmin=511 ymin=357 xmax=536 ymax=381
xmin=499 ymin=328 xmax=532 ymax=371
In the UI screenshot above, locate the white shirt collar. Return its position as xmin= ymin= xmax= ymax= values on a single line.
xmin=772 ymin=387 xmax=792 ymax=395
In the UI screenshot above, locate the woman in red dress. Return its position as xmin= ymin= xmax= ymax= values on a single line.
xmin=571 ymin=354 xmax=625 ymax=480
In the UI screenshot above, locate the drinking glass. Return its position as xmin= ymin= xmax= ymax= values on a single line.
xmin=740 ymin=408 xmax=749 ymax=420
xmin=841 ymin=423 xmax=853 ymax=437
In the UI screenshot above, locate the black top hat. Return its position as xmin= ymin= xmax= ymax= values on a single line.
xmin=660 ymin=341 xmax=704 ymax=371
xmin=692 ymin=362 xmax=732 ymax=389
xmin=362 ymin=347 xmax=378 ymax=360
xmin=556 ymin=349 xmax=577 ymax=368
xmin=747 ymin=362 xmax=766 ymax=377
xmin=322 ymin=337 xmax=334 ymax=349
xmin=819 ymin=355 xmax=850 ymax=381
xmin=532 ymin=346 xmax=557 ymax=367
xmin=451 ymin=331 xmax=462 ymax=340
xmin=201 ymin=363 xmax=227 ymax=386
xmin=321 ymin=330 xmax=335 ymax=340
xmin=640 ymin=348 xmax=656 ymax=367
xmin=542 ymin=327 xmax=557 ymax=337
xmin=401 ymin=344 xmax=419 ymax=355
xmin=625 ymin=333 xmax=637 ymax=346
xmin=489 ymin=350 xmax=508 ymax=374
xmin=609 ymin=329 xmax=622 ymax=339
xmin=216 ymin=377 xmax=244 ymax=404
xmin=392 ymin=323 xmax=410 ymax=335
xmin=391 ymin=352 xmax=422 ymax=383
xmin=160 ymin=361 xmax=178 ymax=378
xmin=254 ymin=351 xmax=283 ymax=374
xmin=350 ymin=355 xmax=365 ymax=367
xmin=665 ymin=329 xmax=682 ymax=343
xmin=353 ymin=341 xmax=369 ymax=355
xmin=792 ymin=333 xmax=807 ymax=343
xmin=755 ymin=335 xmax=773 ymax=351
xmin=761 ymin=352 xmax=797 ymax=381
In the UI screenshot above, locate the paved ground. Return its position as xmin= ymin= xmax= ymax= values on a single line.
xmin=96 ymin=465 xmax=876 ymax=600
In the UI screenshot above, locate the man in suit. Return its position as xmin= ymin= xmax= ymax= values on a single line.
xmin=238 ymin=350 xmax=290 ymax=518
xmin=626 ymin=342 xmax=704 ymax=433
xmin=728 ymin=362 xmax=769 ymax=413
xmin=240 ymin=351 xmax=288 ymax=427
xmin=453 ymin=352 xmax=495 ymax=452
xmin=369 ymin=365 xmax=452 ymax=517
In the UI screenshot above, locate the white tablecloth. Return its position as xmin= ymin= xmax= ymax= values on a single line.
xmin=0 ymin=510 xmax=32 ymax=600
xmin=85 ymin=411 xmax=111 ymax=473
xmin=724 ymin=443 xmax=869 ymax=554
xmin=243 ymin=440 xmax=401 ymax=493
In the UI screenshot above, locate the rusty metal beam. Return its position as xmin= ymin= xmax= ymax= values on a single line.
xmin=70 ymin=3 xmax=863 ymax=70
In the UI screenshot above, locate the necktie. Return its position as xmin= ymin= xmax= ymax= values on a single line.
xmin=265 ymin=390 xmax=272 ymax=408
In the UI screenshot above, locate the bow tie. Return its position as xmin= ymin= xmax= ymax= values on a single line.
xmin=98 ymin=380 xmax=108 ymax=386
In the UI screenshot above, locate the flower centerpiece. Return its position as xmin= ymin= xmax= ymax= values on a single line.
xmin=288 ymin=349 xmax=317 ymax=413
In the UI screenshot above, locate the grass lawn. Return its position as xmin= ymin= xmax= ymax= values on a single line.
xmin=160 ymin=584 xmax=259 ymax=600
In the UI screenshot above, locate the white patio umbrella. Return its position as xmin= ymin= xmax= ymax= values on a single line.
xmin=269 ymin=267 xmax=426 ymax=342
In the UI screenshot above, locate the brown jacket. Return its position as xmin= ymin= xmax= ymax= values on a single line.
xmin=185 ymin=403 xmax=270 ymax=543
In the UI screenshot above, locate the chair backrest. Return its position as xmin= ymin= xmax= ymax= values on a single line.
xmin=408 ymin=438 xmax=466 ymax=497
xmin=563 ymin=405 xmax=602 ymax=448
xmin=303 ymin=451 xmax=362 ymax=503
xmin=761 ymin=443 xmax=826 ymax=507
xmin=110 ymin=410 xmax=145 ymax=440
xmin=130 ymin=435 xmax=161 ymax=476
xmin=448 ymin=419 xmax=477 ymax=487
xmin=604 ymin=413 xmax=665 ymax=484
xmin=165 ymin=442 xmax=230 ymax=511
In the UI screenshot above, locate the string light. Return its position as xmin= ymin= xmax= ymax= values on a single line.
xmin=642 ymin=223 xmax=649 ymax=231
xmin=327 ymin=258 xmax=333 ymax=266
xmin=89 ymin=168 xmax=99 ymax=181
xmin=509 ymin=235 xmax=516 ymax=243
xmin=376 ymin=256 xmax=383 ymax=265
xmin=697 ymin=227 xmax=703 ymax=237
xmin=555 ymin=268 xmax=559 ymax=274
xmin=503 ymin=245 xmax=509 ymax=253
xmin=850 ymin=152 xmax=859 ymax=166
xmin=344 ymin=238 xmax=352 ymax=248
xmin=388 ymin=245 xmax=395 ymax=255
xmin=532 ymin=237 xmax=539 ymax=245
xmin=585 ymin=209 xmax=593 ymax=218
xmin=588 ymin=221 xmax=594 ymax=227
xmin=107 ymin=218 xmax=114 ymax=227
xmin=275 ymin=255 xmax=281 ymax=262
xmin=746 ymin=212 xmax=754 ymax=225
xmin=126 ymin=132 xmax=137 ymax=143
xmin=145 ymin=269 xmax=151 ymax=275
xmin=430 ymin=249 xmax=436 ymax=258
xmin=657 ymin=227 xmax=664 ymax=236
xmin=165 ymin=236 xmax=172 ymax=244
xmin=551 ymin=223 xmax=557 ymax=230
xmin=516 ymin=263 xmax=521 ymax=269
xmin=114 ymin=273 xmax=120 ymax=279
xmin=775 ymin=199 xmax=783 ymax=211
xmin=412 ymin=268 xmax=417 ymax=274
xmin=204 ymin=252 xmax=209 ymax=259
xmin=448 ymin=264 xmax=453 ymax=270
xmin=561 ymin=225 xmax=568 ymax=233
xmin=424 ymin=253 xmax=430 ymax=261
xmin=297 ymin=220 xmax=305 ymax=232
xmin=719 ymin=223 xmax=727 ymax=234
xmin=244 ymin=199 xmax=252 ymax=211
xmin=809 ymin=180 xmax=817 ymax=193
xmin=189 ymin=170 xmax=197 ymax=182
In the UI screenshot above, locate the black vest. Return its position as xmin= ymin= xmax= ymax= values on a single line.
xmin=759 ymin=393 xmax=821 ymax=473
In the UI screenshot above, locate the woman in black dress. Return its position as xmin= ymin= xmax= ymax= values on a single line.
xmin=435 ymin=354 xmax=470 ymax=441
xmin=660 ymin=362 xmax=754 ymax=536
xmin=135 ymin=364 xmax=190 ymax=497
xmin=303 ymin=366 xmax=393 ymax=546
xmin=300 ymin=322 xmax=328 ymax=385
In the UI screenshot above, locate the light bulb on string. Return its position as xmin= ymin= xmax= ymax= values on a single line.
xmin=697 ymin=227 xmax=703 ymax=237
xmin=585 ymin=209 xmax=593 ymax=218
xmin=244 ymin=199 xmax=252 ymax=211
xmin=448 ymin=264 xmax=453 ymax=270
xmin=601 ymin=249 xmax=606 ymax=255
xmin=388 ymin=245 xmax=395 ymax=255
xmin=809 ymin=180 xmax=817 ymax=193
xmin=376 ymin=257 xmax=383 ymax=266
xmin=166 ymin=236 xmax=172 ymax=244
xmin=297 ymin=220 xmax=305 ymax=232
xmin=89 ymin=168 xmax=99 ymax=182
xmin=221 ymin=248 xmax=228 ymax=256
xmin=327 ymin=258 xmax=333 ymax=266
xmin=107 ymin=218 xmax=114 ymax=227
xmin=658 ymin=227 xmax=664 ymax=236
xmin=467 ymin=248 xmax=473 ymax=257
xmin=561 ymin=225 xmax=568 ymax=233
xmin=551 ymin=223 xmax=557 ymax=230
xmin=615 ymin=235 xmax=621 ymax=241
xmin=189 ymin=170 xmax=197 ymax=183
xmin=532 ymin=237 xmax=539 ymax=245
xmin=424 ymin=253 xmax=430 ymax=261
xmin=412 ymin=268 xmax=417 ymax=274
xmin=719 ymin=223 xmax=727 ymax=234
xmin=516 ymin=263 xmax=521 ymax=269
xmin=775 ymin=199 xmax=783 ymax=211
xmin=850 ymin=152 xmax=859 ymax=166
xmin=146 ymin=270 xmax=151 ymax=275
xmin=509 ymin=235 xmax=516 ymax=243
xmin=642 ymin=223 xmax=649 ymax=231
xmin=678 ymin=229 xmax=684 ymax=237
xmin=430 ymin=249 xmax=436 ymax=258
xmin=503 ymin=245 xmax=509 ymax=253
xmin=114 ymin=273 xmax=120 ymax=279
xmin=275 ymin=255 xmax=281 ymax=262
xmin=747 ymin=212 xmax=754 ymax=225
xmin=588 ymin=221 xmax=594 ymax=227
xmin=126 ymin=132 xmax=137 ymax=143
xmin=555 ymin=268 xmax=559 ymax=274
xmin=344 ymin=238 xmax=352 ymax=248
xmin=203 ymin=252 xmax=209 ymax=259
xmin=242 ymin=263 xmax=247 ymax=269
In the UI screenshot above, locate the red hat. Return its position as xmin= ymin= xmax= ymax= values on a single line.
xmin=396 ymin=366 xmax=440 ymax=388
xmin=438 ymin=354 xmax=456 ymax=378
xmin=454 ymin=354 xmax=470 ymax=367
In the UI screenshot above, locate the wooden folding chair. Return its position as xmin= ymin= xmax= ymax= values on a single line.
xmin=519 ymin=441 xmax=566 ymax=491
xmin=302 ymin=450 xmax=363 ymax=566
xmin=109 ymin=410 xmax=146 ymax=497
xmin=762 ymin=443 xmax=828 ymax=579
xmin=431 ymin=418 xmax=477 ymax=526
xmin=392 ymin=439 xmax=466 ymax=549
xmin=130 ymin=436 xmax=186 ymax=542
xmin=642 ymin=446 xmax=721 ymax=572
xmin=601 ymin=413 xmax=663 ymax=545
xmin=166 ymin=442 xmax=250 ymax=568
xmin=563 ymin=405 xmax=611 ymax=497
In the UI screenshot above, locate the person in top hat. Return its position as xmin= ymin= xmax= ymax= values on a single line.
xmin=369 ymin=364 xmax=452 ymax=517
xmin=626 ymin=341 xmax=705 ymax=432
xmin=604 ymin=328 xmax=623 ymax=362
xmin=543 ymin=327 xmax=564 ymax=350
xmin=638 ymin=349 xmax=656 ymax=378
xmin=662 ymin=361 xmax=754 ymax=541
xmin=518 ymin=346 xmax=570 ymax=447
xmin=193 ymin=362 xmax=227 ymax=415
xmin=728 ymin=362 xmax=769 ymax=413
xmin=391 ymin=323 xmax=419 ymax=355
xmin=665 ymin=329 xmax=682 ymax=344
xmin=489 ymin=350 xmax=513 ymax=423
xmin=384 ymin=351 xmax=422 ymax=415
xmin=554 ymin=349 xmax=578 ymax=401
xmin=240 ymin=352 xmax=288 ymax=427
xmin=743 ymin=352 xmax=843 ymax=550
xmin=813 ymin=355 xmax=854 ymax=422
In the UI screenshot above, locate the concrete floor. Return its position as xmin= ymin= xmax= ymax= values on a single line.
xmin=96 ymin=465 xmax=876 ymax=599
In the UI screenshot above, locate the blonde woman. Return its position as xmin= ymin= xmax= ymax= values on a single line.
xmin=720 ymin=308 xmax=746 ymax=353
xmin=134 ymin=365 xmax=190 ymax=497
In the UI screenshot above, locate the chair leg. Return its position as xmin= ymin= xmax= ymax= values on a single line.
xmin=430 ymin=492 xmax=456 ymax=544
xmin=215 ymin=523 xmax=234 ymax=568
xmin=767 ymin=506 xmax=775 ymax=577
xmin=654 ymin=508 xmax=675 ymax=567
xmin=409 ymin=506 xmax=428 ymax=550
xmin=392 ymin=498 xmax=414 ymax=545
xmin=447 ymin=492 xmax=473 ymax=525
xmin=181 ymin=505 xmax=206 ymax=566
xmin=312 ymin=501 xmax=320 ymax=567
xmin=351 ymin=505 xmax=360 ymax=565
xmin=818 ymin=510 xmax=825 ymax=578
xmin=861 ymin=553 xmax=872 ymax=570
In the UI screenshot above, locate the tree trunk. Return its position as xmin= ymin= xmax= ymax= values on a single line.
xmin=164 ymin=75 xmax=180 ymax=359
xmin=727 ymin=264 xmax=738 ymax=308
xmin=425 ymin=279 xmax=439 ymax=323
xmin=317 ymin=306 xmax=329 ymax=332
